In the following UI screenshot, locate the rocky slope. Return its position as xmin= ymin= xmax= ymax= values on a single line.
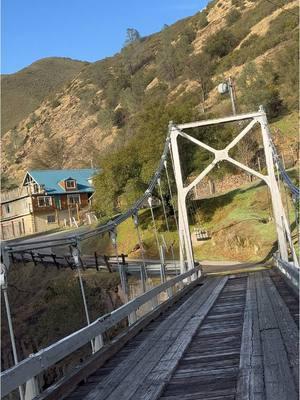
xmin=1 ymin=0 xmax=298 ymax=184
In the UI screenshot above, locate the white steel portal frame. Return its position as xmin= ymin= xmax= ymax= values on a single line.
xmin=169 ymin=107 xmax=299 ymax=273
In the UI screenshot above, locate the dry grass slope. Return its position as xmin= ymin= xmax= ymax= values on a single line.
xmin=1 ymin=57 xmax=87 ymax=134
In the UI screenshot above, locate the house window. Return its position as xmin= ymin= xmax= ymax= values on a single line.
xmin=37 ymin=196 xmax=52 ymax=207
xmin=66 ymin=180 xmax=76 ymax=189
xmin=68 ymin=194 xmax=81 ymax=205
xmin=4 ymin=204 xmax=11 ymax=214
xmin=32 ymin=183 xmax=39 ymax=194
xmin=47 ymin=215 xmax=56 ymax=224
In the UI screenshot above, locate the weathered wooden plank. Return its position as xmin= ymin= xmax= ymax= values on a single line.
xmin=160 ymin=275 xmax=247 ymax=400
xmin=131 ymin=278 xmax=228 ymax=400
xmin=160 ymin=390 xmax=235 ymax=400
xmin=254 ymin=273 xmax=277 ymax=331
xmin=82 ymin=277 xmax=227 ymax=400
xmin=255 ymin=272 xmax=298 ymax=400
xmin=269 ymin=271 xmax=299 ymax=326
xmin=36 ymin=277 xmax=203 ymax=400
xmin=236 ymin=274 xmax=264 ymax=400
xmin=161 ymin=395 xmax=235 ymax=400
xmin=262 ymin=271 xmax=299 ymax=391
xmin=65 ymin=280 xmax=214 ymax=400
xmin=261 ymin=329 xmax=298 ymax=400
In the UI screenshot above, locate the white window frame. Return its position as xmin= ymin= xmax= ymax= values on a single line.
xmin=47 ymin=215 xmax=56 ymax=224
xmin=67 ymin=194 xmax=81 ymax=205
xmin=37 ymin=196 xmax=52 ymax=207
xmin=66 ymin=180 xmax=76 ymax=189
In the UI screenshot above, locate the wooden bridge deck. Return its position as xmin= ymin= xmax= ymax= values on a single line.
xmin=61 ymin=269 xmax=299 ymax=400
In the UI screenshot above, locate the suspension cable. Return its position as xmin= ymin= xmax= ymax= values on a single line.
xmin=157 ymin=178 xmax=170 ymax=232
xmin=70 ymin=244 xmax=95 ymax=353
xmin=164 ymin=159 xmax=183 ymax=275
xmin=273 ymin=159 xmax=299 ymax=265
xmin=271 ymin=139 xmax=299 ymax=198
xmin=70 ymin=245 xmax=91 ymax=321
xmin=148 ymin=197 xmax=160 ymax=252
xmin=110 ymin=230 xmax=128 ymax=301
xmin=133 ymin=213 xmax=147 ymax=293
xmin=164 ymin=159 xmax=179 ymax=232
xmin=148 ymin=196 xmax=166 ymax=282
xmin=157 ymin=177 xmax=177 ymax=271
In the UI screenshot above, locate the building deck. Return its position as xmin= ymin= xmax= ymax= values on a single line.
xmin=63 ymin=270 xmax=299 ymax=400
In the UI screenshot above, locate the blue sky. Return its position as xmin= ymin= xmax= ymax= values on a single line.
xmin=1 ymin=0 xmax=209 ymax=74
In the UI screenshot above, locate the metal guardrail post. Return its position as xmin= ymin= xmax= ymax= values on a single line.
xmin=273 ymin=254 xmax=300 ymax=290
xmin=24 ymin=373 xmax=39 ymax=400
xmin=1 ymin=246 xmax=25 ymax=400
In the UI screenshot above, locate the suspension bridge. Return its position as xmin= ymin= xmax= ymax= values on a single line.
xmin=1 ymin=108 xmax=299 ymax=400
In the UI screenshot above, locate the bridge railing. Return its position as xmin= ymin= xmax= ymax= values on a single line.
xmin=273 ymin=254 xmax=299 ymax=290
xmin=1 ymin=265 xmax=201 ymax=399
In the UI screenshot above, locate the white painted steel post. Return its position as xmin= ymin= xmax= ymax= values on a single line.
xmin=169 ymin=124 xmax=194 ymax=272
xmin=258 ymin=109 xmax=289 ymax=262
xmin=24 ymin=375 xmax=39 ymax=400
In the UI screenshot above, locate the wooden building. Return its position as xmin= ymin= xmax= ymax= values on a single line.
xmin=0 ymin=169 xmax=97 ymax=239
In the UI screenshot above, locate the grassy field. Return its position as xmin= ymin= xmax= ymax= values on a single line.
xmin=270 ymin=111 xmax=299 ymax=141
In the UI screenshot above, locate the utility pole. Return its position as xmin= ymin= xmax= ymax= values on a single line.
xmin=228 ymin=77 xmax=237 ymax=115
xmin=217 ymin=76 xmax=237 ymax=115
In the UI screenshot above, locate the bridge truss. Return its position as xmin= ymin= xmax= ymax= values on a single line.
xmin=170 ymin=106 xmax=299 ymax=271
xmin=0 ymin=108 xmax=299 ymax=400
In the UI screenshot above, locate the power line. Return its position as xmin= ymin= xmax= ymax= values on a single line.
xmin=263 ymin=0 xmax=299 ymax=17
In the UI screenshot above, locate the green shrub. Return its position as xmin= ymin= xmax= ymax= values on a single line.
xmin=1 ymin=172 xmax=18 ymax=190
xmin=51 ymin=99 xmax=61 ymax=109
xmin=113 ymin=108 xmax=126 ymax=128
xmin=97 ymin=108 xmax=114 ymax=131
xmin=240 ymin=33 xmax=260 ymax=48
xmin=88 ymin=120 xmax=97 ymax=129
xmin=217 ymin=7 xmax=299 ymax=73
xmin=268 ymin=6 xmax=299 ymax=36
xmin=87 ymin=102 xmax=98 ymax=115
xmin=274 ymin=40 xmax=299 ymax=110
xmin=196 ymin=11 xmax=209 ymax=29
xmin=237 ymin=62 xmax=284 ymax=119
xmin=231 ymin=0 xmax=243 ymax=7
xmin=226 ymin=9 xmax=241 ymax=25
xmin=204 ymin=29 xmax=238 ymax=58
xmin=25 ymin=113 xmax=39 ymax=130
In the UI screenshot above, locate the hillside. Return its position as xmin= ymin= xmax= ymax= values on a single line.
xmin=1 ymin=57 xmax=87 ymax=134
xmin=1 ymin=0 xmax=299 ymax=199
xmin=81 ymin=172 xmax=298 ymax=263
